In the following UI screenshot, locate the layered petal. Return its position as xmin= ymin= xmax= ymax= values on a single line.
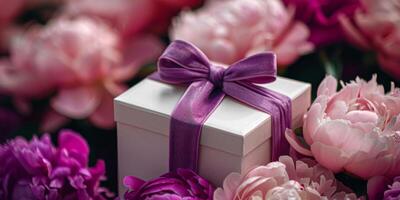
xmin=215 ymin=156 xmax=357 ymax=200
xmin=171 ymin=0 xmax=313 ymax=68
xmin=51 ymin=86 xmax=101 ymax=119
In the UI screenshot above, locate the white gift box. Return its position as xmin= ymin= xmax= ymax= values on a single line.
xmin=114 ymin=77 xmax=311 ymax=195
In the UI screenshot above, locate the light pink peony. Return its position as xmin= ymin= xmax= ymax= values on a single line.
xmin=214 ymin=156 xmax=358 ymax=200
xmin=64 ymin=0 xmax=202 ymax=38
xmin=0 ymin=17 xmax=162 ymax=129
xmin=339 ymin=0 xmax=400 ymax=80
xmin=170 ymin=0 xmax=313 ymax=68
xmin=286 ymin=75 xmax=400 ymax=179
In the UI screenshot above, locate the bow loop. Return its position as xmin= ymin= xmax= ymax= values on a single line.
xmin=157 ymin=40 xmax=210 ymax=84
xmin=224 ymin=53 xmax=277 ymax=84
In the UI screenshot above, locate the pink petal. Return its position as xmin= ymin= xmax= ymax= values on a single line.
xmin=51 ymin=86 xmax=101 ymax=119
xmin=245 ymin=163 xmax=288 ymax=184
xmin=311 ymin=142 xmax=349 ymax=172
xmin=40 ymin=109 xmax=70 ymax=132
xmin=367 ymin=176 xmax=390 ymax=200
xmin=338 ymin=14 xmax=371 ymax=50
xmin=326 ymin=100 xmax=347 ymax=119
xmin=213 ymin=188 xmax=228 ymax=200
xmin=312 ymin=120 xmax=355 ymax=147
xmin=344 ymin=134 xmax=390 ymax=178
xmin=89 ymin=92 xmax=115 ymax=129
xmin=317 ymin=75 xmax=337 ymax=97
xmin=221 ymin=173 xmax=241 ymax=200
xmin=278 ymin=156 xmax=297 ymax=180
xmin=303 ymin=101 xmax=325 ymax=145
xmin=0 ymin=60 xmax=53 ymax=98
xmin=123 ymin=176 xmax=145 ymax=190
xmin=273 ymin=22 xmax=313 ymax=66
xmin=104 ymin=81 xmax=127 ymax=96
xmin=345 ymin=153 xmax=391 ymax=179
xmin=59 ymin=129 xmax=90 ymax=157
xmin=117 ymin=35 xmax=164 ymax=81
xmin=285 ymin=129 xmax=313 ymax=156
xmin=344 ymin=110 xmax=378 ymax=125
xmin=240 ymin=177 xmax=278 ymax=199
xmin=207 ymin=39 xmax=237 ymax=65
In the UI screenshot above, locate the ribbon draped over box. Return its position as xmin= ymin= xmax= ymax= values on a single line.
xmin=150 ymin=40 xmax=292 ymax=172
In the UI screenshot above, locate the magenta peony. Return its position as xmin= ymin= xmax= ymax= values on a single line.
xmin=0 ymin=130 xmax=111 ymax=199
xmin=340 ymin=0 xmax=400 ymax=80
xmin=283 ymin=0 xmax=361 ymax=47
xmin=123 ymin=169 xmax=214 ymax=200
xmin=170 ymin=0 xmax=313 ymax=68
xmin=286 ymin=75 xmax=400 ymax=179
xmin=0 ymin=17 xmax=162 ymax=129
xmin=214 ymin=156 xmax=357 ymax=200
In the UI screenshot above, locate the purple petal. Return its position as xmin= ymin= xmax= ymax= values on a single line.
xmin=58 ymin=130 xmax=89 ymax=165
xmin=123 ymin=176 xmax=145 ymax=191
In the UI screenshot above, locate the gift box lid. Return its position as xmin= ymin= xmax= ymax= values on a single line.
xmin=114 ymin=77 xmax=310 ymax=157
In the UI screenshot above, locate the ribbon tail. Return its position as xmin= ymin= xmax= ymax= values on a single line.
xmin=169 ymin=80 xmax=224 ymax=172
xmin=223 ymin=81 xmax=292 ymax=161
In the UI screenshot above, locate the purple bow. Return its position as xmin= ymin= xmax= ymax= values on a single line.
xmin=151 ymin=40 xmax=291 ymax=172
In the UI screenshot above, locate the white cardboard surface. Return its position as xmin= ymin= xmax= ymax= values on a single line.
xmin=115 ymin=77 xmax=311 ymax=156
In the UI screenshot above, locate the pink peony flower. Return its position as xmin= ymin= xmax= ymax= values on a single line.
xmin=339 ymin=0 xmax=400 ymax=80
xmin=0 ymin=129 xmax=111 ymax=199
xmin=0 ymin=17 xmax=163 ymax=129
xmin=170 ymin=0 xmax=313 ymax=68
xmin=64 ymin=0 xmax=202 ymax=38
xmin=286 ymin=75 xmax=400 ymax=179
xmin=214 ymin=156 xmax=358 ymax=200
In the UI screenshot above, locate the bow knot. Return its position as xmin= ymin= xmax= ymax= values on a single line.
xmin=209 ymin=65 xmax=225 ymax=88
xmin=157 ymin=40 xmax=278 ymax=87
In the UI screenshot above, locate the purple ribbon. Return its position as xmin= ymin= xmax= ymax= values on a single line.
xmin=150 ymin=40 xmax=291 ymax=172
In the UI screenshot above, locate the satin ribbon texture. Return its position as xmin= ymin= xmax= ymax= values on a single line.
xmin=150 ymin=40 xmax=292 ymax=172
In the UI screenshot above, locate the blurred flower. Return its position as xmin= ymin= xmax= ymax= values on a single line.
xmin=340 ymin=0 xmax=400 ymax=80
xmin=283 ymin=0 xmax=360 ymax=47
xmin=0 ymin=129 xmax=111 ymax=199
xmin=286 ymin=75 xmax=400 ymax=179
xmin=0 ymin=0 xmax=24 ymax=30
xmin=0 ymin=0 xmax=25 ymax=51
xmin=368 ymin=176 xmax=400 ymax=200
xmin=0 ymin=17 xmax=162 ymax=129
xmin=170 ymin=0 xmax=313 ymax=68
xmin=123 ymin=168 xmax=214 ymax=200
xmin=64 ymin=0 xmax=202 ymax=38
xmin=214 ymin=156 xmax=357 ymax=200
